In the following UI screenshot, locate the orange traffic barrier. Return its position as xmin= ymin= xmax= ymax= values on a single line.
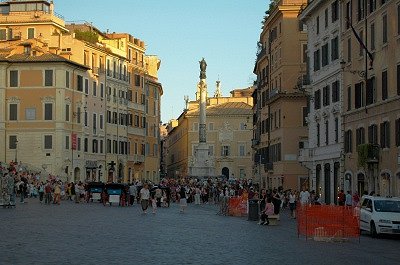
xmin=297 ymin=204 xmax=360 ymax=241
xmin=228 ymin=194 xmax=248 ymax=217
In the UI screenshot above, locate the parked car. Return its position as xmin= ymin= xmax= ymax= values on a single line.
xmin=360 ymin=195 xmax=400 ymax=237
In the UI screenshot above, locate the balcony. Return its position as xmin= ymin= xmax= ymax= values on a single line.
xmin=127 ymin=154 xmax=145 ymax=164
xmin=251 ymin=139 xmax=260 ymax=148
xmin=128 ymin=126 xmax=146 ymax=137
xmin=357 ymin=144 xmax=380 ymax=166
xmin=256 ymin=48 xmax=267 ymax=62
xmin=128 ymin=101 xmax=145 ymax=112
xmin=298 ymin=148 xmax=314 ymax=163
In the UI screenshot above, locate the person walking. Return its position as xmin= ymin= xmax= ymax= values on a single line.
xmin=179 ymin=186 xmax=187 ymax=213
xmin=129 ymin=183 xmax=137 ymax=206
xmin=259 ymin=198 xmax=274 ymax=225
xmin=345 ymin=191 xmax=352 ymax=207
xmin=38 ymin=182 xmax=44 ymax=203
xmin=288 ymin=190 xmax=297 ymax=219
xmin=44 ymin=181 xmax=52 ymax=205
xmin=53 ymin=181 xmax=61 ymax=205
xmin=299 ymin=187 xmax=310 ymax=205
xmin=139 ymin=184 xmax=150 ymax=214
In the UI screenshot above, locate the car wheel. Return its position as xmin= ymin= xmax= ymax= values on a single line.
xmin=370 ymin=221 xmax=377 ymax=238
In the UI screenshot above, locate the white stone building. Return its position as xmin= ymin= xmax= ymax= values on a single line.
xmin=299 ymin=0 xmax=342 ymax=204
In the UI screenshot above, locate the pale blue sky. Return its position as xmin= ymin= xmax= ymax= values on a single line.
xmin=55 ymin=0 xmax=269 ymax=122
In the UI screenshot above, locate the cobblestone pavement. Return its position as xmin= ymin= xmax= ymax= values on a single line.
xmin=0 ymin=198 xmax=399 ymax=265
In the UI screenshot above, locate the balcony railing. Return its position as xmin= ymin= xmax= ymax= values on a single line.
xmin=298 ymin=148 xmax=314 ymax=163
xmin=128 ymin=154 xmax=145 ymax=164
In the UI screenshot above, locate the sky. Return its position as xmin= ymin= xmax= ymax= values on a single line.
xmin=55 ymin=0 xmax=269 ymax=123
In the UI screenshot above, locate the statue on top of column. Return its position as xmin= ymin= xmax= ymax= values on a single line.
xmin=199 ymin=58 xmax=207 ymax=79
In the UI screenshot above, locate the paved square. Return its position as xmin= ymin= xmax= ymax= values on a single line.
xmin=0 ymin=199 xmax=399 ymax=265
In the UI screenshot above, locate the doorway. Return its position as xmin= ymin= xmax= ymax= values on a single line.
xmin=222 ymin=167 xmax=229 ymax=180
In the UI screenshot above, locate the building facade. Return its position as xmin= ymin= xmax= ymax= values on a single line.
xmin=166 ymin=85 xmax=254 ymax=180
xmin=253 ymin=0 xmax=309 ymax=191
xmin=341 ymin=0 xmax=400 ymax=196
xmin=0 ymin=0 xmax=162 ymax=183
xmin=299 ymin=0 xmax=342 ymax=204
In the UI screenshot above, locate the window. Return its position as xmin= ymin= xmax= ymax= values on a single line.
xmin=9 ymin=136 xmax=17 ymax=149
xmin=347 ymin=38 xmax=352 ymax=62
xmin=92 ymin=139 xmax=98 ymax=153
xmin=100 ymin=140 xmax=104 ymax=153
xmin=84 ymin=79 xmax=89 ymax=95
xmin=325 ymin=8 xmax=329 ymax=28
xmin=84 ymin=111 xmax=88 ymax=127
xmin=370 ymin=23 xmax=375 ymax=50
xmin=66 ymin=71 xmax=70 ymax=88
xmin=332 ymin=81 xmax=340 ymax=102
xmin=366 ymin=76 xmax=376 ymax=105
xmin=380 ymin=121 xmax=390 ymax=148
xmin=332 ymin=1 xmax=339 ymax=22
xmin=322 ymin=43 xmax=329 ymax=67
xmin=65 ymin=104 xmax=70 ymax=122
xmin=84 ymin=138 xmax=88 ymax=152
xmin=382 ymin=14 xmax=387 ymax=44
xmin=27 ymin=28 xmax=35 ymax=39
xmin=317 ymin=123 xmax=320 ymax=147
xmin=44 ymin=103 xmax=52 ymax=120
xmin=221 ymin=145 xmax=230 ymax=156
xmin=107 ymin=139 xmax=111 ymax=153
xmin=369 ymin=0 xmax=376 ymax=13
xmin=331 ymin=37 xmax=339 ymax=61
xmin=398 ymin=4 xmax=400 ymax=35
xmin=368 ymin=124 xmax=378 ymax=144
xmin=100 ymin=114 xmax=104 ymax=130
xmin=323 ymin=86 xmax=330 ymax=106
xmin=316 ymin=16 xmax=320 ymax=34
xmin=44 ymin=135 xmax=52 ymax=149
xmin=9 ymin=104 xmax=17 ymax=120
xmin=0 ymin=29 xmax=6 ymax=40
xmin=325 ymin=120 xmax=329 ymax=145
xmin=356 ymin=127 xmax=365 ymax=146
xmin=135 ymin=75 xmax=141 ymax=86
xmin=357 ymin=0 xmax=365 ymax=21
xmin=93 ymin=113 xmax=97 ymax=132
xmin=395 ymin=119 xmax=400 ymax=147
xmin=335 ymin=118 xmax=339 ymax=143
xmin=314 ymin=90 xmax=321 ymax=109
xmin=355 ymin=82 xmax=364 ymax=109
xmin=93 ymin=81 xmax=97 ymax=96
xmin=77 ymin=75 xmax=83 ymax=91
xmin=302 ymin=106 xmax=308 ymax=127
xmin=44 ymin=70 xmax=53 ymax=86
xmin=345 ymin=130 xmax=353 ymax=153
xmin=65 ymin=136 xmax=69 ymax=150
xmin=100 ymin=83 xmax=104 ymax=98
xmin=10 ymin=70 xmax=18 ymax=87
xmin=302 ymin=43 xmax=307 ymax=63
xmin=359 ymin=30 xmax=364 ymax=56
xmin=381 ymin=70 xmax=388 ymax=100
xmin=347 ymin=86 xmax=352 ymax=111
xmin=314 ymin=49 xmax=320 ymax=71
xmin=398 ymin=65 xmax=400 ymax=96
xmin=78 ymin=138 xmax=81 ymax=151
xmin=346 ymin=1 xmax=352 ymax=29
xmin=239 ymin=145 xmax=245 ymax=156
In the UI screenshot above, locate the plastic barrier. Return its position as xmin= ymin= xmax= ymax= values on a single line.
xmin=297 ymin=204 xmax=360 ymax=241
xmin=227 ymin=194 xmax=248 ymax=217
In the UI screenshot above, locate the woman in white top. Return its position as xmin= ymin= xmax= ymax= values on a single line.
xmin=140 ymin=184 xmax=150 ymax=214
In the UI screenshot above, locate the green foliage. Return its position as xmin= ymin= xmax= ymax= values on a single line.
xmin=357 ymin=144 xmax=369 ymax=168
xmin=74 ymin=30 xmax=98 ymax=44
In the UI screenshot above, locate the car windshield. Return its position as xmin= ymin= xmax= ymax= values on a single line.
xmin=374 ymin=200 xmax=400 ymax=213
